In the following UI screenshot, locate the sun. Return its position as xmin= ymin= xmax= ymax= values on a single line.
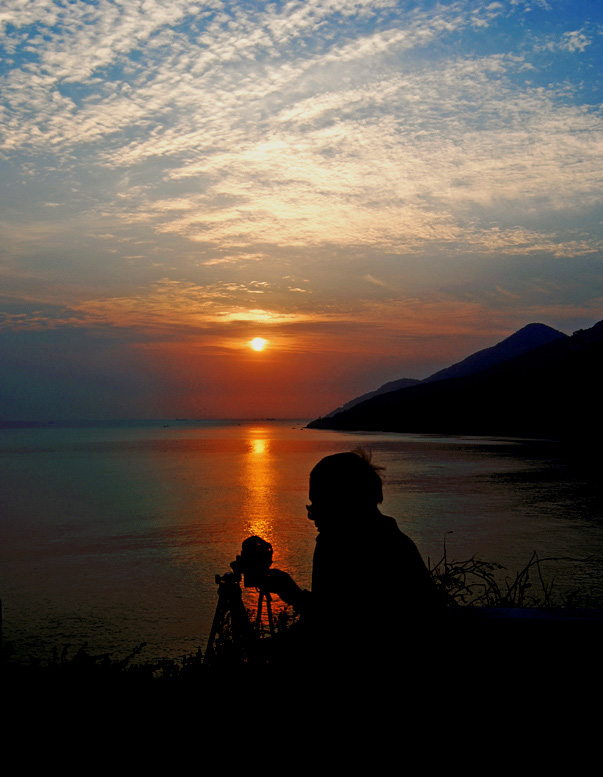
xmin=250 ymin=337 xmax=267 ymax=351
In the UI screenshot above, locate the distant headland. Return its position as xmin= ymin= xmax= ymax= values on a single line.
xmin=307 ymin=320 xmax=603 ymax=441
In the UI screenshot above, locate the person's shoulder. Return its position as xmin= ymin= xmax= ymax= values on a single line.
xmin=376 ymin=513 xmax=400 ymax=533
xmin=378 ymin=514 xmax=421 ymax=548
xmin=377 ymin=513 xmax=406 ymax=535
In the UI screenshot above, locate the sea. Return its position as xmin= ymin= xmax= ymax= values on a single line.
xmin=1 ymin=419 xmax=602 ymax=663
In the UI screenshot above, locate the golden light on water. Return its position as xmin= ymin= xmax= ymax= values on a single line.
xmin=242 ymin=429 xmax=275 ymax=540
xmin=251 ymin=438 xmax=267 ymax=456
xmin=241 ymin=427 xmax=290 ymax=625
xmin=250 ymin=337 xmax=267 ymax=351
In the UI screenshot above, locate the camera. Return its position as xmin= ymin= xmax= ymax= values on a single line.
xmin=231 ymin=535 xmax=274 ymax=589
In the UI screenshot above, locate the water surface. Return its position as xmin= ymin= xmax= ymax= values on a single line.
xmin=1 ymin=420 xmax=602 ymax=661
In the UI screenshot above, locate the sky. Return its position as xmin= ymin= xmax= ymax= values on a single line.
xmin=1 ymin=0 xmax=602 ymax=421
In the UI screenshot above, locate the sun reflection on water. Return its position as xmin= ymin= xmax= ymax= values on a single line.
xmin=240 ymin=426 xmax=294 ymax=625
xmin=242 ymin=428 xmax=277 ymax=542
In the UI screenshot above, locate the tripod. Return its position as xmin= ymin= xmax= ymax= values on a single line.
xmin=205 ymin=570 xmax=276 ymax=665
xmin=256 ymin=588 xmax=275 ymax=636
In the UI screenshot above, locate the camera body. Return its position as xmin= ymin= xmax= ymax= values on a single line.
xmin=231 ymin=535 xmax=274 ymax=589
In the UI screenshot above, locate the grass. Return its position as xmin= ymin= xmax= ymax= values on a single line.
xmin=428 ymin=543 xmax=592 ymax=609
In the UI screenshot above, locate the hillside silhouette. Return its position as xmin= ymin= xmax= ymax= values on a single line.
xmin=315 ymin=323 xmax=565 ymax=422
xmin=307 ymin=320 xmax=601 ymax=439
xmin=421 ymin=322 xmax=566 ymax=384
xmin=323 ymin=377 xmax=421 ymax=418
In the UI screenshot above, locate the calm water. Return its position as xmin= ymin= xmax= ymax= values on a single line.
xmin=1 ymin=420 xmax=602 ymax=662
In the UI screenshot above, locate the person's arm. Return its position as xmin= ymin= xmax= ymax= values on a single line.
xmin=263 ymin=569 xmax=312 ymax=613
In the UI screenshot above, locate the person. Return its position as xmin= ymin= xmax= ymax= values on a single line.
xmin=265 ymin=449 xmax=443 ymax=666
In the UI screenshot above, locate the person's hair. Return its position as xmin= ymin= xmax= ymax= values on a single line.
xmin=309 ymin=448 xmax=384 ymax=508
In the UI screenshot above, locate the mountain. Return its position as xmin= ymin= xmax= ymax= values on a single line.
xmin=323 ymin=377 xmax=421 ymax=418
xmin=311 ymin=322 xmax=566 ymax=424
xmin=307 ymin=320 xmax=602 ymax=439
xmin=421 ymin=323 xmax=567 ymax=383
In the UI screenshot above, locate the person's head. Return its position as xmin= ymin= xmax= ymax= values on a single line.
xmin=307 ymin=449 xmax=383 ymax=529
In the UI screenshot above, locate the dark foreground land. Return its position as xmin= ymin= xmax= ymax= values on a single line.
xmin=3 ymin=607 xmax=602 ymax=696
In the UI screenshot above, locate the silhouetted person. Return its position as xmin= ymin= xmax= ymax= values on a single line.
xmin=265 ymin=449 xmax=442 ymax=667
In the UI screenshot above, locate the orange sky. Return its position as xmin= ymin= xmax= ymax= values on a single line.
xmin=1 ymin=1 xmax=602 ymax=421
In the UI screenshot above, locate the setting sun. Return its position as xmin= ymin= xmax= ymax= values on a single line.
xmin=250 ymin=338 xmax=267 ymax=351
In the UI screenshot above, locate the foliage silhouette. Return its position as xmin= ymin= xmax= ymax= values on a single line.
xmin=429 ymin=542 xmax=590 ymax=609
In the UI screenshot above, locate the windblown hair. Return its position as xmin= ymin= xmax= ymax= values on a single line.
xmin=309 ymin=448 xmax=384 ymax=508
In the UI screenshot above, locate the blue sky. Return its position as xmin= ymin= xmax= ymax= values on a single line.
xmin=1 ymin=0 xmax=602 ymax=420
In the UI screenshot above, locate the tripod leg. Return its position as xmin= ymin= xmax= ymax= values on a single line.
xmin=205 ymin=598 xmax=227 ymax=662
xmin=256 ymin=592 xmax=264 ymax=630
xmin=266 ymin=593 xmax=275 ymax=637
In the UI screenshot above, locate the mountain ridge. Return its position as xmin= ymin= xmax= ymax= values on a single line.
xmin=311 ymin=322 xmax=567 ymax=426
xmin=307 ymin=320 xmax=601 ymax=439
xmin=323 ymin=377 xmax=421 ymax=418
xmin=422 ymin=322 xmax=567 ymax=384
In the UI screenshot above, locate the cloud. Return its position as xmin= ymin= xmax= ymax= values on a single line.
xmin=540 ymin=28 xmax=593 ymax=53
xmin=56 ymin=45 xmax=601 ymax=258
xmin=364 ymin=274 xmax=388 ymax=287
xmin=1 ymin=2 xmax=602 ymax=364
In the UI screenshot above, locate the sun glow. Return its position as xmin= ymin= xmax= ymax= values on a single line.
xmin=250 ymin=338 xmax=267 ymax=351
